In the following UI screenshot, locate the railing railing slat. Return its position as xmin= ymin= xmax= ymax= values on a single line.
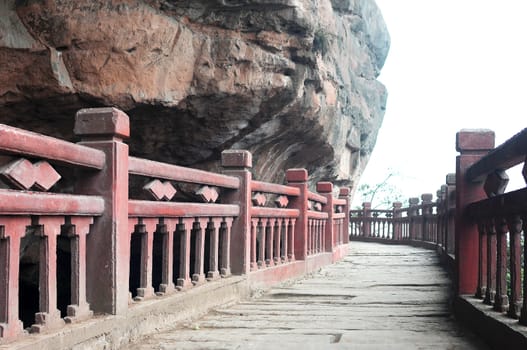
xmin=0 ymin=124 xmax=105 ymax=170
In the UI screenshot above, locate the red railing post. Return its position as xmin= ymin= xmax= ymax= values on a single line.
xmin=408 ymin=197 xmax=419 ymax=240
xmin=392 ymin=202 xmax=402 ymax=240
xmin=286 ymin=169 xmax=309 ymax=260
xmin=74 ymin=107 xmax=130 ymax=315
xmin=317 ymin=182 xmax=334 ymax=252
xmin=339 ymin=188 xmax=350 ymax=244
xmin=221 ymin=150 xmax=253 ymax=275
xmin=362 ymin=202 xmax=371 ymax=237
xmin=446 ymin=173 xmax=456 ymax=254
xmin=421 ymin=194 xmax=433 ymax=241
xmin=0 ymin=218 xmax=30 ymax=339
xmin=455 ymin=129 xmax=495 ymax=295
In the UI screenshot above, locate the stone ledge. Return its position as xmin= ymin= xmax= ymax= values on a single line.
xmin=0 ymin=276 xmax=248 ymax=350
xmin=454 ymin=296 xmax=527 ymax=350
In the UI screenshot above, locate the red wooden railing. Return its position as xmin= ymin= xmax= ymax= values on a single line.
xmin=0 ymin=107 xmax=350 ymax=343
xmin=350 ymin=193 xmax=451 ymax=253
xmin=350 ymin=128 xmax=527 ymax=346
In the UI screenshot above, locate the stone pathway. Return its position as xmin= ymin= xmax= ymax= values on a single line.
xmin=127 ymin=242 xmax=488 ymax=349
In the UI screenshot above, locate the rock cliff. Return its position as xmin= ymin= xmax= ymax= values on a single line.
xmin=0 ymin=0 xmax=389 ymax=191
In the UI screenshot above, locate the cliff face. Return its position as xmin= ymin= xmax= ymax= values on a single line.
xmin=0 ymin=0 xmax=389 ymax=191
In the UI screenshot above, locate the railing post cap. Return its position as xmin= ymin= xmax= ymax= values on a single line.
xmin=456 ymin=129 xmax=495 ymax=152
xmin=316 ymin=182 xmax=333 ymax=193
xmin=362 ymin=202 xmax=371 ymax=209
xmin=446 ymin=173 xmax=456 ymax=185
xmin=74 ymin=107 xmax=130 ymax=140
xmin=392 ymin=201 xmax=402 ymax=208
xmin=409 ymin=197 xmax=420 ymax=205
xmin=421 ymin=193 xmax=433 ymax=202
xmin=221 ymin=150 xmax=252 ymax=168
xmin=286 ymin=168 xmax=308 ymax=182
xmin=339 ymin=187 xmax=350 ymax=197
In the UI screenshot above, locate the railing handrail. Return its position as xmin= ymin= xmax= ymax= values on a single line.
xmin=128 ymin=200 xmax=239 ymax=217
xmin=250 ymin=207 xmax=299 ymax=218
xmin=0 ymin=189 xmax=105 ymax=216
xmin=129 ymin=156 xmax=240 ymax=189
xmin=307 ymin=210 xmax=329 ymax=220
xmin=251 ymin=180 xmax=300 ymax=196
xmin=466 ymin=127 xmax=527 ymax=182
xmin=307 ymin=191 xmax=328 ymax=204
xmin=0 ymin=123 xmax=106 ymax=170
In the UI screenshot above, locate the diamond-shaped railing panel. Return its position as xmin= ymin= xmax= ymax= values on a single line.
xmin=483 ymin=170 xmax=509 ymax=197
xmin=143 ymin=179 xmax=177 ymax=201
xmin=0 ymin=158 xmax=61 ymax=191
xmin=252 ymin=193 xmax=267 ymax=207
xmin=275 ymin=195 xmax=289 ymax=208
xmin=196 ymin=186 xmax=219 ymax=203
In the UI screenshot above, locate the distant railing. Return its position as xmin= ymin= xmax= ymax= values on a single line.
xmin=350 ymin=127 xmax=527 ymax=343
xmin=0 ymin=107 xmax=350 ymax=343
xmin=350 ymin=192 xmax=453 ymax=255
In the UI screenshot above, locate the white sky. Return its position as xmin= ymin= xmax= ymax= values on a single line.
xmin=355 ymin=0 xmax=527 ymax=206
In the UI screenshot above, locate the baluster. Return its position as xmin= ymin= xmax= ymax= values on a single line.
xmin=475 ymin=221 xmax=487 ymax=299
xmin=220 ymin=218 xmax=233 ymax=277
xmin=0 ymin=217 xmax=29 ymax=339
xmin=135 ymin=218 xmax=156 ymax=300
xmin=250 ymin=219 xmax=258 ymax=271
xmin=257 ymin=218 xmax=266 ymax=268
xmin=318 ymin=219 xmax=322 ymax=252
xmin=32 ymin=217 xmax=65 ymax=333
xmin=274 ymin=219 xmax=281 ymax=265
xmin=507 ymin=215 xmax=522 ymax=318
xmin=493 ymin=217 xmax=509 ymax=312
xmin=520 ymin=216 xmax=527 ymax=325
xmin=307 ymin=218 xmax=312 ymax=255
xmin=159 ymin=218 xmax=176 ymax=294
xmin=266 ymin=218 xmax=275 ymax=267
xmin=280 ymin=219 xmax=287 ymax=263
xmin=176 ymin=218 xmax=194 ymax=290
xmin=314 ymin=218 xmax=318 ymax=252
xmin=484 ymin=220 xmax=497 ymax=305
xmin=314 ymin=219 xmax=319 ymax=253
xmin=316 ymin=219 xmax=320 ymax=251
xmin=288 ymin=218 xmax=296 ymax=261
xmin=192 ymin=218 xmax=208 ymax=285
xmin=321 ymin=220 xmax=326 ymax=251
xmin=64 ymin=217 xmax=93 ymax=322
xmin=207 ymin=218 xmax=222 ymax=280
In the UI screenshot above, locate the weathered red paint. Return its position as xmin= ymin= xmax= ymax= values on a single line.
xmin=251 ymin=181 xmax=300 ymax=196
xmin=317 ymin=182 xmax=335 ymax=252
xmin=455 ymin=129 xmax=495 ymax=295
xmin=0 ymin=107 xmax=352 ymax=344
xmin=75 ymin=108 xmax=131 ymax=315
xmin=286 ymin=169 xmax=309 ymax=260
xmin=0 ymin=190 xmax=104 ymax=216
xmin=0 ymin=123 xmax=105 ymax=170
xmin=0 ymin=217 xmax=29 ymax=340
xmin=129 ymin=201 xmax=239 ymax=218
xmin=65 ymin=217 xmax=94 ymax=323
xmin=130 ymin=156 xmax=239 ymax=189
xmin=32 ymin=216 xmax=65 ymax=333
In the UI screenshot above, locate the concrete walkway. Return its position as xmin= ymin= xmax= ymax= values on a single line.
xmin=128 ymin=242 xmax=488 ymax=349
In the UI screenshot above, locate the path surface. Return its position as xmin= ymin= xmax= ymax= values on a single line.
xmin=128 ymin=242 xmax=488 ymax=349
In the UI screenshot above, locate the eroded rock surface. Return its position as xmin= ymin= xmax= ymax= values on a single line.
xmin=0 ymin=0 xmax=389 ymax=190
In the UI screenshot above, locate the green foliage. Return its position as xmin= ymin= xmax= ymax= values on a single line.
xmin=354 ymin=171 xmax=404 ymax=209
